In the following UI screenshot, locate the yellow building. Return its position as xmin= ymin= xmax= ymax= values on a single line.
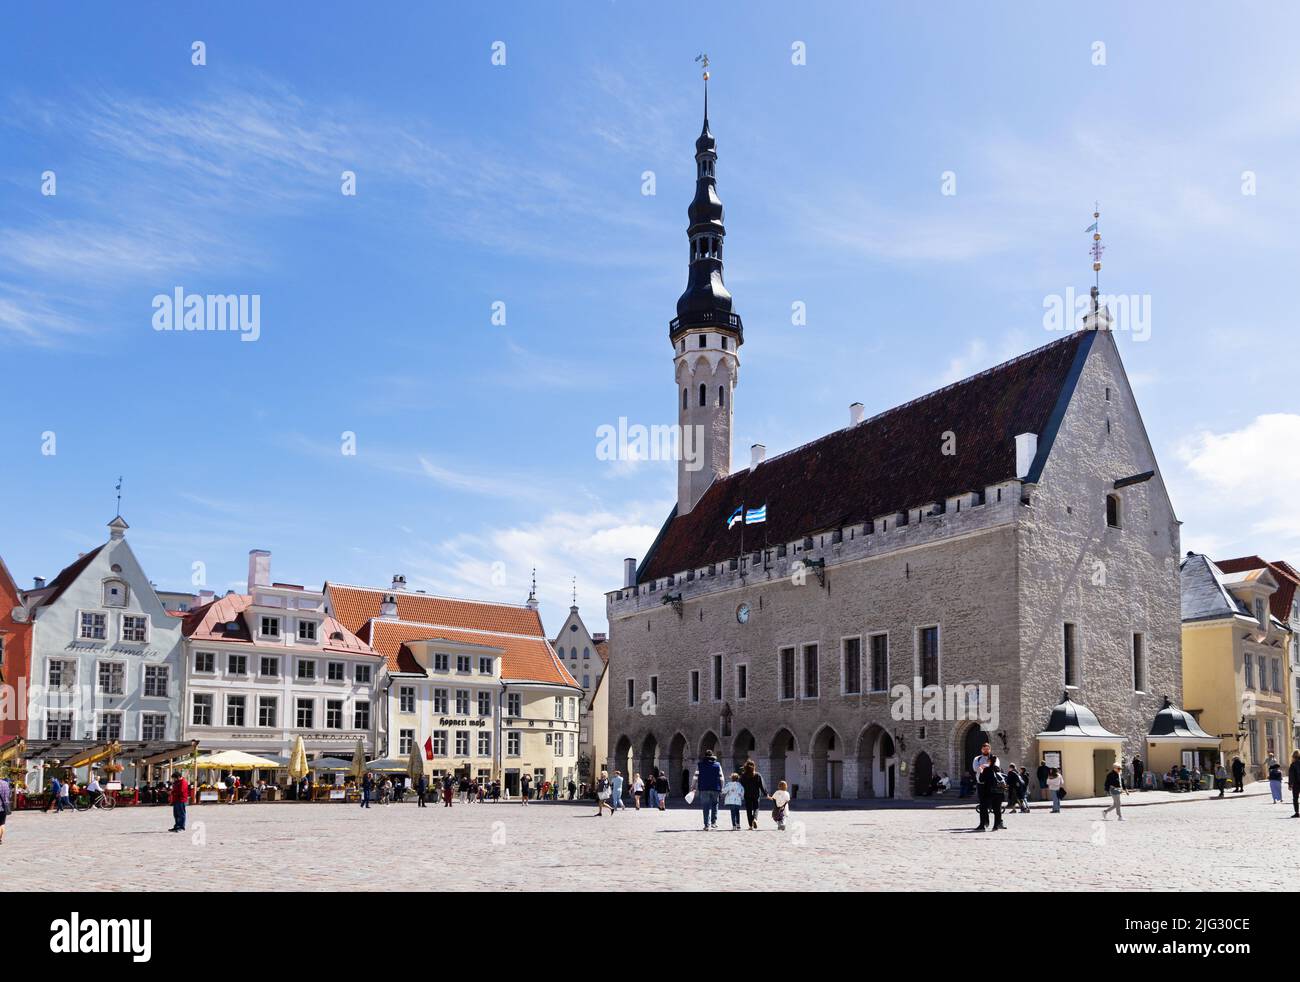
xmin=325 ymin=579 xmax=582 ymax=795
xmin=1181 ymin=554 xmax=1294 ymax=784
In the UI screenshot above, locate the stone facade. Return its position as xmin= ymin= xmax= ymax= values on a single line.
xmin=607 ymin=330 xmax=1182 ymax=799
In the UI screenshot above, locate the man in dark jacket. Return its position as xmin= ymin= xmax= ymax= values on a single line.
xmin=1036 ymin=760 xmax=1050 ymax=802
xmin=1231 ymin=756 xmax=1246 ymax=793
xmin=416 ymin=774 xmax=427 ymax=807
xmin=1288 ymin=752 xmax=1300 ymax=817
xmin=977 ymin=754 xmax=1006 ymax=831
xmin=694 ymin=750 xmax=724 ymax=830
xmin=361 ymin=772 xmax=373 ymax=809
xmin=1131 ymin=756 xmax=1144 ymax=792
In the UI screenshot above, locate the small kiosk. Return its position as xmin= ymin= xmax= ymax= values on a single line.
xmin=1035 ymin=693 xmax=1126 ymax=799
xmin=1145 ymin=697 xmax=1220 ymax=783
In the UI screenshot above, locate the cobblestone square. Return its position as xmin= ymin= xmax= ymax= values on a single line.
xmin=4 ymin=788 xmax=1295 ymax=891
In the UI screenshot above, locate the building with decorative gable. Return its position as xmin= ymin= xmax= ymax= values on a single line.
xmin=326 ymin=577 xmax=582 ymax=795
xmin=551 ymin=602 xmax=609 ymax=784
xmin=606 ymin=92 xmax=1185 ymax=800
xmin=0 ymin=553 xmax=33 ymax=741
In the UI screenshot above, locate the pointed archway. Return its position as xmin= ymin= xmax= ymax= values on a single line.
xmin=731 ymin=729 xmax=757 ymax=774
xmin=639 ymin=733 xmax=660 ymax=782
xmin=856 ymin=724 xmax=897 ymax=798
xmin=769 ymin=727 xmax=799 ymax=790
xmin=811 ymin=724 xmax=845 ymax=799
xmin=667 ymin=732 xmax=690 ymax=796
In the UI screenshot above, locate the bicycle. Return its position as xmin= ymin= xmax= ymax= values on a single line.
xmin=74 ymin=791 xmax=116 ymax=812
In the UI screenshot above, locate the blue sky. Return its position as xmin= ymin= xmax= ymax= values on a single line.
xmin=2 ymin=1 xmax=1298 ymax=632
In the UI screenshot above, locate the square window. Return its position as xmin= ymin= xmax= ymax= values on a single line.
xmin=259 ymin=656 xmax=279 ymax=677
xmin=98 ymin=662 xmax=125 ymax=696
xmin=434 ymin=653 xmax=449 ymax=672
xmin=80 ymin=612 xmax=107 ymax=640
xmin=297 ymin=660 xmax=316 ymax=680
xmin=327 ymin=661 xmax=345 ymax=681
xmin=260 ymin=616 xmax=280 ymax=638
xmin=298 ymin=620 xmax=317 ymax=641
xmin=122 ymin=615 xmax=148 ymax=643
xmin=355 ymin=664 xmax=372 ymax=684
xmin=195 ymin=651 xmax=215 ymax=673
xmin=144 ymin=665 xmax=169 ymax=697
xmin=142 ymin=713 xmax=166 ymax=741
xmin=227 ymin=653 xmax=248 ymax=676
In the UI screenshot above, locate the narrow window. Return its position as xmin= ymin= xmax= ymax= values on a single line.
xmin=736 ymin=664 xmax=748 ymax=700
xmin=698 ymin=383 xmax=706 ymax=407
xmin=712 ymin=654 xmax=722 ymax=701
xmin=918 ymin=627 xmax=939 ymax=688
xmin=779 ymin=647 xmax=795 ymax=700
xmin=690 ymin=670 xmax=701 ymax=703
xmin=870 ymin=634 xmax=889 ymax=692
xmin=1063 ymin=623 xmax=1078 ymax=686
xmin=803 ymin=643 xmax=819 ymax=698
xmin=626 ymin=678 xmax=635 ymax=708
xmin=718 ymin=385 xmax=725 ymax=408
xmin=683 ymin=388 xmax=688 ymax=411
xmin=698 ymin=334 xmax=707 ymax=348
xmin=1132 ymin=633 xmax=1146 ymax=692
xmin=842 ymin=637 xmax=862 ymax=695
xmin=1106 ymin=493 xmax=1121 ymax=528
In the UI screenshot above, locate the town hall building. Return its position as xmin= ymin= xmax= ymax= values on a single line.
xmin=605 ymin=88 xmax=1195 ymax=800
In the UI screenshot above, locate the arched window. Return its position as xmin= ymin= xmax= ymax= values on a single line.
xmin=698 ymin=383 xmax=706 ymax=407
xmin=718 ymin=385 xmax=725 ymax=407
xmin=1106 ymin=493 xmax=1121 ymax=528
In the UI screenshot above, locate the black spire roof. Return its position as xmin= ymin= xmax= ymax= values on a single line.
xmin=671 ymin=83 xmax=742 ymax=344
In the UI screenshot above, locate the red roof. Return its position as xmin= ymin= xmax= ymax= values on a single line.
xmin=1216 ymin=556 xmax=1299 ymax=623
xmin=182 ymin=593 xmax=379 ymax=656
xmin=639 ymin=330 xmax=1091 ymax=582
xmin=328 ymin=584 xmax=547 ymax=638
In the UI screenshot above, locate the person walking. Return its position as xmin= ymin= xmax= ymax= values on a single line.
xmin=631 ymin=773 xmax=644 ymax=810
xmin=1214 ymin=762 xmax=1228 ymax=798
xmin=1036 ymin=758 xmax=1050 ymax=802
xmin=1046 ymin=767 xmax=1064 ymax=813
xmin=58 ymin=775 xmax=72 ymax=813
xmin=1004 ymin=763 xmax=1024 ymax=815
xmin=520 ymin=773 xmax=531 ymax=805
xmin=610 ymin=770 xmax=625 ymax=812
xmin=646 ymin=771 xmax=659 ymax=810
xmin=595 ymin=771 xmax=615 ymax=816
xmin=0 ymin=775 xmax=10 ymax=844
xmin=567 ymin=779 xmax=577 ymax=801
xmin=46 ymin=774 xmax=62 ymax=814
xmin=654 ymin=771 xmax=670 ymax=811
xmin=739 ymin=760 xmax=767 ymax=830
xmin=169 ymin=771 xmax=189 ymax=833
xmin=1288 ymin=750 xmax=1300 ymax=817
xmin=694 ymin=750 xmax=723 ymax=831
xmin=771 ymin=781 xmax=791 ymax=831
xmin=361 ymin=771 xmax=373 ymax=809
xmin=1100 ymin=763 xmax=1128 ymax=820
xmin=722 ymin=772 xmax=745 ymax=830
xmin=1268 ymin=759 xmax=1284 ymax=804
xmin=416 ymin=773 xmax=428 ymax=808
xmin=971 ymin=741 xmax=993 ymax=830
xmin=1231 ymin=756 xmax=1246 ymax=793
xmin=1131 ymin=755 xmax=1144 ymax=792
xmin=1017 ymin=767 xmax=1032 ymax=812
xmin=977 ymin=753 xmax=1006 ymax=831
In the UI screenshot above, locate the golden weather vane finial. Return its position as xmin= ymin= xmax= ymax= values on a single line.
xmin=695 ymin=52 xmax=710 ymax=81
xmin=1086 ymin=202 xmax=1104 ymax=292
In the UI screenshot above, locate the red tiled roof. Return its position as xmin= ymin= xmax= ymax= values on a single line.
xmin=1216 ymin=556 xmax=1299 ymax=623
xmin=182 ymin=593 xmax=379 ymax=656
xmin=639 ymin=330 xmax=1092 ymax=582
xmin=327 ymin=584 xmax=546 ymax=638
xmin=365 ymin=618 xmax=578 ymax=686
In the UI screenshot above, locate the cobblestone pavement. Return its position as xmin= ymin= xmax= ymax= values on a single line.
xmin=4 ymin=789 xmax=1296 ymax=891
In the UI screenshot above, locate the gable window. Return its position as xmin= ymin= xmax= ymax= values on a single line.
xmin=842 ymin=637 xmax=862 ymax=695
xmin=803 ymin=644 xmax=820 ymax=698
xmin=1132 ymin=633 xmax=1146 ymax=692
xmin=779 ymin=647 xmax=796 ymax=700
xmin=297 ymin=620 xmax=317 ymax=641
xmin=433 ymin=653 xmax=449 ymax=672
xmin=870 ymin=634 xmax=889 ymax=692
xmin=121 ymin=614 xmax=148 ymax=643
xmin=918 ymin=626 xmax=940 ymax=688
xmin=79 ymin=612 xmax=107 ymax=641
xmin=97 ymin=661 xmax=125 ymax=695
xmin=456 ymin=655 xmax=471 ymax=674
xmin=144 ymin=665 xmax=169 ymax=697
xmin=478 ymin=656 xmax=493 ymax=675
xmin=1063 ymin=623 xmax=1079 ymax=687
xmin=102 ymin=579 xmax=128 ymax=607
xmin=1254 ymin=598 xmax=1266 ymax=626
xmin=1106 ymin=493 xmax=1121 ymax=529
xmin=259 ymin=616 xmax=280 ymax=638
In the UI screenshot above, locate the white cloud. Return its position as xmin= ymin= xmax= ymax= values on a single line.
xmin=1173 ymin=413 xmax=1300 ymax=556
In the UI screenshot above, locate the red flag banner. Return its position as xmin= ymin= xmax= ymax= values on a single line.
xmin=424 ymin=737 xmax=433 ymax=761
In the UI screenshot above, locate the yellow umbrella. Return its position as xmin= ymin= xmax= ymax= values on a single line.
xmin=349 ymin=738 xmax=366 ymax=781
xmin=188 ymin=750 xmax=283 ymax=770
xmin=406 ymin=742 xmax=425 ymax=783
xmin=288 ymin=736 xmax=309 ymax=782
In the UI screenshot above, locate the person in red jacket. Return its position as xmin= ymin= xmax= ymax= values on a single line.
xmin=169 ymin=772 xmax=189 ymax=833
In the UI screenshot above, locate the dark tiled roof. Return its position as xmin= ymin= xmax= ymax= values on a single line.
xmin=28 ymin=545 xmax=105 ymax=611
xmin=1216 ymin=556 xmax=1298 ymax=623
xmin=639 ymin=330 xmax=1093 ymax=582
xmin=1180 ymin=554 xmax=1249 ymax=622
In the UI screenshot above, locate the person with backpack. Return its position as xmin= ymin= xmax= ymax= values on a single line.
xmin=1100 ymin=763 xmax=1129 ymax=820
xmin=976 ymin=752 xmax=1006 ymax=831
xmin=1004 ymin=763 xmax=1024 ymax=815
xmin=693 ymin=750 xmax=724 ymax=831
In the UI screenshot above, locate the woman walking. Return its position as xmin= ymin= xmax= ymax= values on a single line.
xmin=1213 ymin=762 xmax=1228 ymax=798
xmin=739 ymin=760 xmax=767 ymax=830
xmin=1046 ymin=767 xmax=1064 ymax=813
xmin=631 ymin=773 xmax=644 ymax=811
xmin=594 ymin=771 xmax=616 ymax=816
xmin=977 ymin=753 xmax=1006 ymax=831
xmin=0 ymin=774 xmax=10 ymax=844
xmin=1100 ymin=763 xmax=1128 ymax=820
xmin=1268 ymin=759 xmax=1284 ymax=803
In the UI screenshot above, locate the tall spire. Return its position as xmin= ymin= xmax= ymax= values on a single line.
xmin=671 ymin=55 xmax=742 ymax=345
xmin=1084 ymin=202 xmax=1112 ymax=331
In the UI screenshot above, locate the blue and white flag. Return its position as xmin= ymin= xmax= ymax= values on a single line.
xmin=727 ymin=506 xmax=744 ymax=530
xmin=745 ymin=504 xmax=767 ymax=525
xmin=1084 ymin=221 xmax=1098 ymax=233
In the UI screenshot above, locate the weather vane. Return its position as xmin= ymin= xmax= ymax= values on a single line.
xmin=115 ymin=476 xmax=123 ymax=515
xmin=1086 ymin=202 xmax=1104 ymax=291
xmin=695 ymin=52 xmax=710 ymax=81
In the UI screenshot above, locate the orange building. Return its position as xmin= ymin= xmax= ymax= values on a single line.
xmin=0 ymin=555 xmax=33 ymax=742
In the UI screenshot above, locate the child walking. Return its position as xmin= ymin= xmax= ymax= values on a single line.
xmin=722 ymin=772 xmax=745 ymax=830
xmin=771 ymin=780 xmax=791 ymax=831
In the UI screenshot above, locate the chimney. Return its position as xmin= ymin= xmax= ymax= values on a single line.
xmin=750 ymin=444 xmax=766 ymax=468
xmin=849 ymin=402 xmax=865 ymax=426
xmin=247 ymin=549 xmax=271 ymax=593
xmin=199 ymin=589 xmax=215 ymax=604
xmin=33 ymin=575 xmax=45 ymax=589
xmin=391 ymin=574 xmax=407 ymax=592
xmin=623 ymin=558 xmax=636 ymax=589
xmin=1014 ymin=433 xmax=1038 ymax=480
xmin=379 ymin=593 xmax=399 ymax=619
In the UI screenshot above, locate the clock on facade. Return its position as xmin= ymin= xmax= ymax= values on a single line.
xmin=736 ymin=603 xmax=750 ymax=624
